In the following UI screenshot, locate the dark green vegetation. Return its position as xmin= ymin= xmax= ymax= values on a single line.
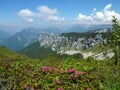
xmin=20 ymin=41 xmax=56 ymax=59
xmin=109 ymin=16 xmax=120 ymax=65
xmin=61 ymin=28 xmax=111 ymax=40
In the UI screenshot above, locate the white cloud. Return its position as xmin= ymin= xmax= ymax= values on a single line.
xmin=17 ymin=4 xmax=120 ymax=25
xmin=95 ymin=12 xmax=104 ymax=19
xmin=47 ymin=15 xmax=65 ymax=21
xmin=76 ymin=4 xmax=120 ymax=24
xmin=17 ymin=9 xmax=34 ymax=17
xmin=104 ymin=4 xmax=112 ymax=11
xmin=93 ymin=8 xmax=96 ymax=12
xmin=36 ymin=6 xmax=65 ymax=21
xmin=76 ymin=14 xmax=93 ymax=21
xmin=17 ymin=6 xmax=65 ymax=23
xmin=37 ymin=6 xmax=57 ymax=15
xmin=21 ymin=17 xmax=34 ymax=23
xmin=17 ymin=9 xmax=34 ymax=23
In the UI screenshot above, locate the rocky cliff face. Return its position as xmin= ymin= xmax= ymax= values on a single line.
xmin=83 ymin=34 xmax=106 ymax=49
xmin=38 ymin=31 xmax=107 ymax=54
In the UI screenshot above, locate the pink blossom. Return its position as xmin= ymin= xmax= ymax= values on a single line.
xmin=59 ymin=70 xmax=63 ymax=74
xmin=41 ymin=66 xmax=47 ymax=72
xmin=69 ymin=74 xmax=73 ymax=79
xmin=41 ymin=66 xmax=52 ymax=72
xmin=79 ymin=71 xmax=85 ymax=75
xmin=86 ymin=87 xmax=91 ymax=90
xmin=67 ymin=68 xmax=75 ymax=73
xmin=75 ymin=70 xmax=79 ymax=75
xmin=24 ymin=84 xmax=29 ymax=90
xmin=87 ymin=79 xmax=90 ymax=83
xmin=58 ymin=87 xmax=64 ymax=90
xmin=48 ymin=67 xmax=53 ymax=72
xmin=74 ymin=74 xmax=78 ymax=79
xmin=56 ymin=79 xmax=61 ymax=84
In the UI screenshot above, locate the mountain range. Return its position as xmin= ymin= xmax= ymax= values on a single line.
xmin=0 ymin=30 xmax=11 ymax=39
xmin=20 ymin=28 xmax=112 ymax=59
xmin=0 ymin=24 xmax=111 ymax=51
xmin=0 ymin=30 xmax=11 ymax=45
xmin=0 ymin=28 xmax=40 ymax=51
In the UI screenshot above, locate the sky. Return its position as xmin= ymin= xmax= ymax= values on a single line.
xmin=0 ymin=0 xmax=120 ymax=32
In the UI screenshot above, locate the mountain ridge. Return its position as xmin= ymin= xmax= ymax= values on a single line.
xmin=21 ymin=28 xmax=112 ymax=59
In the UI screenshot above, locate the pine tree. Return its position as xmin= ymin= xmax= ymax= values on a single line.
xmin=110 ymin=16 xmax=120 ymax=65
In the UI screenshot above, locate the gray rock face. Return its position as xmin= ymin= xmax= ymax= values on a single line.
xmin=38 ymin=32 xmax=106 ymax=53
xmin=83 ymin=34 xmax=106 ymax=49
xmin=39 ymin=33 xmax=83 ymax=52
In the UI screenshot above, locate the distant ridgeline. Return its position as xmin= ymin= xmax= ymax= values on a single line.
xmin=20 ymin=28 xmax=112 ymax=58
xmin=0 ymin=27 xmax=112 ymax=52
xmin=38 ymin=28 xmax=112 ymax=52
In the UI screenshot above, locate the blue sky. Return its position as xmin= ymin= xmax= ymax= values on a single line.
xmin=0 ymin=0 xmax=120 ymax=32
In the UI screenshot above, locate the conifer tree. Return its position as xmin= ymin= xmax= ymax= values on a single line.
xmin=110 ymin=16 xmax=120 ymax=65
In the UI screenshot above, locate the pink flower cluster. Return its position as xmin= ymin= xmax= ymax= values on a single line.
xmin=68 ymin=68 xmax=85 ymax=79
xmin=41 ymin=66 xmax=52 ymax=72
xmin=24 ymin=84 xmax=29 ymax=90
xmin=67 ymin=68 xmax=75 ymax=73
xmin=75 ymin=70 xmax=85 ymax=75
xmin=41 ymin=66 xmax=64 ymax=74
xmin=86 ymin=87 xmax=91 ymax=90
xmin=58 ymin=87 xmax=64 ymax=90
xmin=56 ymin=79 xmax=61 ymax=84
xmin=69 ymin=74 xmax=79 ymax=79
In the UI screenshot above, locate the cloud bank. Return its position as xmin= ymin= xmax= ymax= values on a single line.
xmin=17 ymin=4 xmax=120 ymax=25
xmin=76 ymin=4 xmax=120 ymax=24
xmin=17 ymin=9 xmax=34 ymax=23
xmin=17 ymin=6 xmax=65 ymax=23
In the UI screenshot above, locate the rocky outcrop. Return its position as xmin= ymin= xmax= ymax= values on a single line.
xmin=38 ymin=32 xmax=106 ymax=54
xmin=83 ymin=34 xmax=106 ymax=49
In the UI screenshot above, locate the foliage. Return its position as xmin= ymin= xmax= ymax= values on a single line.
xmin=0 ymin=58 xmax=100 ymax=90
xmin=20 ymin=41 xmax=57 ymax=59
xmin=61 ymin=30 xmax=111 ymax=40
xmin=0 ymin=43 xmax=120 ymax=90
xmin=110 ymin=16 xmax=120 ymax=65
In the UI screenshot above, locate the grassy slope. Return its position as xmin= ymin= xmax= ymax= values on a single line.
xmin=20 ymin=41 xmax=57 ymax=59
xmin=0 ymin=46 xmax=18 ymax=56
xmin=0 ymin=46 xmax=120 ymax=90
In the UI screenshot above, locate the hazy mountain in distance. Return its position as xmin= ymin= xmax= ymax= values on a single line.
xmin=67 ymin=24 xmax=111 ymax=32
xmin=0 ymin=30 xmax=11 ymax=39
xmin=0 ymin=24 xmax=111 ymax=51
xmin=38 ymin=28 xmax=62 ymax=33
xmin=0 ymin=27 xmax=62 ymax=51
xmin=1 ymin=28 xmax=41 ymax=51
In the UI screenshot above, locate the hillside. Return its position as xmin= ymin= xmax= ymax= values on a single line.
xmin=20 ymin=41 xmax=56 ymax=58
xmin=0 ymin=46 xmax=120 ymax=90
xmin=0 ymin=46 xmax=19 ymax=57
